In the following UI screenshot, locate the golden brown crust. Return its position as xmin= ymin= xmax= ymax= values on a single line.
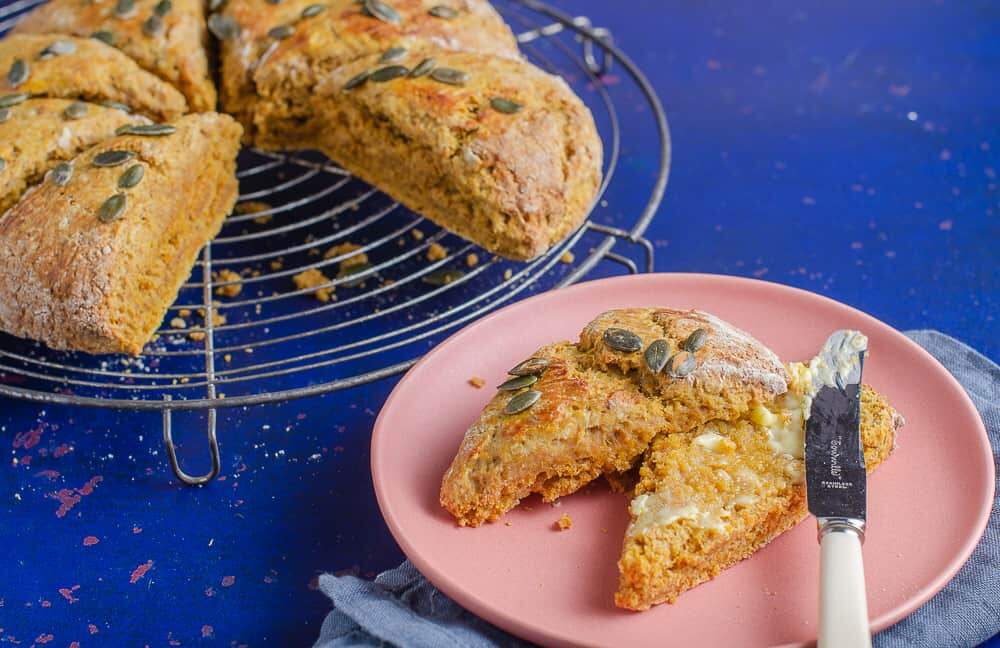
xmin=615 ymin=383 xmax=902 ymax=610
xmin=219 ymin=0 xmax=520 ymax=141
xmin=0 ymin=34 xmax=188 ymax=120
xmin=13 ymin=0 xmax=216 ymax=112
xmin=0 ymin=98 xmax=145 ymax=213
xmin=0 ymin=112 xmax=241 ymax=355
xmin=440 ymin=342 xmax=670 ymax=526
xmin=579 ymin=308 xmax=789 ymax=431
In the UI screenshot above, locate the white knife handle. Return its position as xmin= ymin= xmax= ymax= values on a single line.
xmin=818 ymin=521 xmax=872 ymax=648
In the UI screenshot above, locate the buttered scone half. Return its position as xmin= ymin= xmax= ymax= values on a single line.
xmin=440 ymin=309 xmax=789 ymax=526
xmin=615 ymin=358 xmax=903 ymax=610
xmin=0 ymin=112 xmax=242 ymax=355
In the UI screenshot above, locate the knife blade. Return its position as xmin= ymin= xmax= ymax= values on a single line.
xmin=805 ymin=329 xmax=872 ymax=648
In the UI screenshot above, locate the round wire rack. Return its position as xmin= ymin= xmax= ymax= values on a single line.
xmin=0 ymin=0 xmax=670 ymax=484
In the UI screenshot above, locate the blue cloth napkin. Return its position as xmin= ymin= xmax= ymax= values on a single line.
xmin=315 ymin=330 xmax=999 ymax=648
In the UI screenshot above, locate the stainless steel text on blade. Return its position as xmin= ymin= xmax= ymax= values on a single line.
xmin=805 ymin=330 xmax=868 ymax=528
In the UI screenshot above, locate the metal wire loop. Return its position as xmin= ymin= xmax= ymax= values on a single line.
xmin=162 ymin=406 xmax=221 ymax=486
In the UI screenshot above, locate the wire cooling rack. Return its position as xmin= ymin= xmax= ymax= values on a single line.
xmin=0 ymin=0 xmax=670 ymax=484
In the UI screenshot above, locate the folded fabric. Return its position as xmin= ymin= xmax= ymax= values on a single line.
xmin=314 ymin=330 xmax=999 ymax=648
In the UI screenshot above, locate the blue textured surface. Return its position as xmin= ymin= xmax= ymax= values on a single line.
xmin=1 ymin=0 xmax=996 ymax=646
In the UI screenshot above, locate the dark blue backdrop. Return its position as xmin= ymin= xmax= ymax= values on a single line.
xmin=1 ymin=0 xmax=996 ymax=646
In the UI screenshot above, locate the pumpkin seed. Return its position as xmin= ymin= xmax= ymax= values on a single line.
xmin=490 ymin=96 xmax=522 ymax=114
xmin=362 ymin=0 xmax=400 ymax=25
xmin=0 ymin=158 xmax=5 ymax=172
xmin=603 ymin=327 xmax=642 ymax=353
xmin=63 ymin=101 xmax=88 ymax=120
xmin=338 ymin=261 xmax=372 ymax=287
xmin=0 ymin=108 xmax=9 ymax=123
xmin=422 ymin=269 xmax=463 ymax=286
xmin=643 ymin=339 xmax=671 ymax=373
xmin=343 ymin=70 xmax=371 ymax=90
xmin=93 ymin=150 xmax=135 ymax=167
xmin=497 ymin=374 xmax=537 ymax=391
xmin=379 ymin=46 xmax=406 ymax=63
xmin=208 ymin=13 xmax=240 ymax=40
xmin=666 ymin=351 xmax=697 ymax=378
xmin=114 ymin=0 xmax=135 ymax=16
xmin=428 ymin=5 xmax=457 ymax=18
xmin=505 ymin=389 xmax=541 ymax=415
xmin=7 ymin=59 xmax=28 ymax=87
xmin=91 ymin=30 xmax=115 ymax=46
xmin=154 ymin=0 xmax=172 ymax=16
xmin=268 ymin=23 xmax=294 ymax=39
xmin=143 ymin=14 xmax=163 ymax=36
xmin=39 ymin=40 xmax=77 ymax=59
xmin=301 ymin=3 xmax=325 ymax=18
xmin=118 ymin=164 xmax=144 ymax=188
xmin=115 ymin=123 xmax=177 ymax=136
xmin=370 ymin=64 xmax=408 ymax=82
xmin=102 ymin=100 xmax=132 ymax=112
xmin=508 ymin=356 xmax=549 ymax=376
xmin=408 ymin=57 xmax=435 ymax=77
xmin=683 ymin=327 xmax=708 ymax=352
xmin=209 ymin=0 xmax=225 ymax=9
xmin=0 ymin=93 xmax=29 ymax=108
xmin=97 ymin=193 xmax=127 ymax=223
xmin=430 ymin=67 xmax=468 ymax=85
xmin=51 ymin=162 xmax=73 ymax=186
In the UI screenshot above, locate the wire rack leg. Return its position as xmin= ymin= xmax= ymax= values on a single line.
xmin=162 ymin=408 xmax=220 ymax=486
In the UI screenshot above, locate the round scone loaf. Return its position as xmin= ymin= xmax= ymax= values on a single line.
xmin=578 ymin=308 xmax=789 ymax=431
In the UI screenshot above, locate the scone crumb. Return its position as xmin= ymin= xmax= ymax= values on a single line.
xmin=179 ymin=308 xmax=192 ymax=318
xmin=427 ymin=242 xmax=447 ymax=261
xmin=223 ymin=354 xmax=232 ymax=363
xmin=235 ymin=200 xmax=274 ymax=224
xmin=325 ymin=242 xmax=368 ymax=271
xmin=169 ymin=317 xmax=187 ymax=330
xmin=503 ymin=269 xmax=513 ymax=280
xmin=188 ymin=331 xmax=206 ymax=342
xmin=411 ymin=229 xmax=425 ymax=241
xmin=214 ymin=269 xmax=243 ymax=297
xmin=465 ymin=253 xmax=479 ymax=267
xmin=293 ymin=268 xmax=334 ymax=302
xmin=504 ymin=522 xmax=513 ymax=527
xmin=560 ymin=251 xmax=575 ymax=264
xmin=555 ymin=514 xmax=573 ymax=531
xmin=270 ymin=259 xmax=284 ymax=271
xmin=468 ymin=376 xmax=486 ymax=389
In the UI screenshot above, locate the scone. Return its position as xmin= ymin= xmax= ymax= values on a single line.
xmin=615 ymin=362 xmax=903 ymax=610
xmin=219 ymin=0 xmax=520 ymax=145
xmin=13 ymin=0 xmax=216 ymax=112
xmin=440 ymin=342 xmax=671 ymax=527
xmin=311 ymin=49 xmax=602 ymax=260
xmin=0 ymin=112 xmax=242 ymax=355
xmin=214 ymin=0 xmax=601 ymax=260
xmin=579 ymin=308 xmax=790 ymax=430
xmin=0 ymin=34 xmax=187 ymax=121
xmin=440 ymin=309 xmax=789 ymax=526
xmin=0 ymin=98 xmax=146 ymax=213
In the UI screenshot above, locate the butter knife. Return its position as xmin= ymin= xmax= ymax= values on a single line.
xmin=805 ymin=330 xmax=872 ymax=648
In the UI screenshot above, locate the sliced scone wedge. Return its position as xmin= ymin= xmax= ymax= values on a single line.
xmin=0 ymin=98 xmax=147 ymax=213
xmin=0 ymin=112 xmax=242 ymax=355
xmin=440 ymin=309 xmax=789 ymax=526
xmin=13 ymin=0 xmax=216 ymax=111
xmin=0 ymin=34 xmax=187 ymax=121
xmin=615 ymin=362 xmax=903 ymax=610
xmin=219 ymin=0 xmax=520 ymax=144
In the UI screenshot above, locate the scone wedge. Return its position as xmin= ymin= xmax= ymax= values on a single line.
xmin=13 ymin=0 xmax=216 ymax=111
xmin=0 ymin=112 xmax=242 ymax=355
xmin=0 ymin=98 xmax=146 ymax=213
xmin=440 ymin=309 xmax=789 ymax=526
xmin=0 ymin=34 xmax=188 ymax=120
xmin=615 ymin=362 xmax=903 ymax=610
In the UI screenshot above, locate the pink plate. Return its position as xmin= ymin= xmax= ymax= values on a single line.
xmin=371 ymin=273 xmax=993 ymax=647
